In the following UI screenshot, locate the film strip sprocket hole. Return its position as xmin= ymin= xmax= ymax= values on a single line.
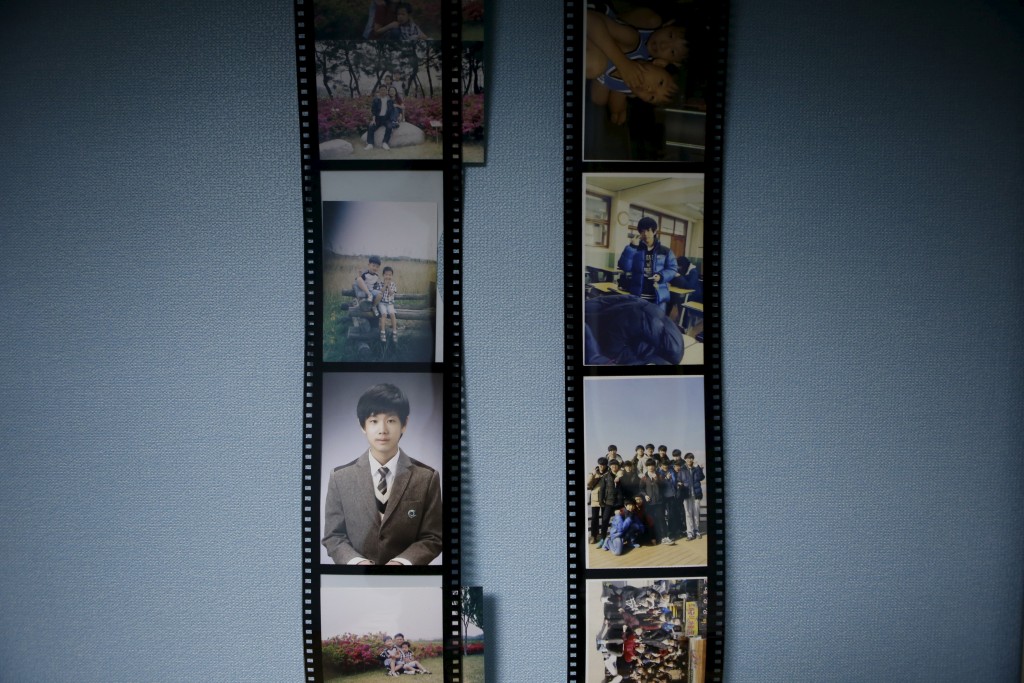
xmin=566 ymin=1 xmax=729 ymax=681
xmin=294 ymin=0 xmax=467 ymax=680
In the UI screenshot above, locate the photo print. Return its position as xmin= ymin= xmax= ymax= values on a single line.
xmin=314 ymin=0 xmax=442 ymax=42
xmin=316 ymin=40 xmax=445 ymax=161
xmin=320 ymin=371 xmax=444 ymax=567
xmin=583 ymin=375 xmax=707 ymax=569
xmin=321 ymin=169 xmax=442 ymax=362
xmin=321 ymin=580 xmax=444 ymax=680
xmin=322 ymin=199 xmax=439 ymax=363
xmin=583 ymin=0 xmax=713 ymax=162
xmin=586 ymin=577 xmax=708 ymax=683
xmin=459 ymin=586 xmax=485 ymax=682
xmin=583 ymin=174 xmax=704 ymax=366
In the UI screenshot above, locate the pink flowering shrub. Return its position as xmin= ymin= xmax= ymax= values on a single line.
xmin=319 ymin=96 xmax=445 ymax=141
xmin=465 ymin=641 xmax=485 ymax=655
xmin=462 ymin=93 xmax=484 ymax=139
xmin=321 ymin=632 xmax=443 ymax=675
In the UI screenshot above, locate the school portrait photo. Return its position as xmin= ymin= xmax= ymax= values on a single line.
xmin=320 ymin=371 xmax=444 ymax=567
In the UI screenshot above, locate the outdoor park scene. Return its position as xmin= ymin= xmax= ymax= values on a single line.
xmin=319 ymin=585 xmax=484 ymax=681
xmin=316 ymin=40 xmax=447 ymax=161
xmin=321 ymin=200 xmax=438 ymax=363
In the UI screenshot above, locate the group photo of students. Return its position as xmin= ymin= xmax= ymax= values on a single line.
xmin=586 ymin=578 xmax=708 ymax=682
xmin=583 ymin=376 xmax=707 ymax=569
xmin=583 ymin=0 xmax=713 ymax=162
xmin=583 ymin=174 xmax=704 ymax=366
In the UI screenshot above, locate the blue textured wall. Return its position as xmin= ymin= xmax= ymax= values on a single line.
xmin=1 ymin=0 xmax=1021 ymax=681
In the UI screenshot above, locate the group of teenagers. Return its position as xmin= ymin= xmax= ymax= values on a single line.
xmin=587 ymin=443 xmax=705 ymax=556
xmin=596 ymin=580 xmax=703 ymax=682
xmin=377 ymin=633 xmax=433 ymax=676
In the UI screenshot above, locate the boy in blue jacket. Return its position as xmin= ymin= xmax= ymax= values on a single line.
xmin=617 ymin=216 xmax=678 ymax=312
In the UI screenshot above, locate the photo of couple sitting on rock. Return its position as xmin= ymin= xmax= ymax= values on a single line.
xmin=316 ymin=41 xmax=445 ymax=160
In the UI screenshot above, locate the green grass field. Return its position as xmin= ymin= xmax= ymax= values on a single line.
xmin=325 ymin=656 xmax=441 ymax=682
xmin=324 ymin=654 xmax=483 ymax=682
xmin=461 ymin=653 xmax=484 ymax=683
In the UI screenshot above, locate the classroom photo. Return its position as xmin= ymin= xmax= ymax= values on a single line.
xmin=583 ymin=174 xmax=705 ymax=367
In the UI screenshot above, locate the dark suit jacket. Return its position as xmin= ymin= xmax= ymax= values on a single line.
xmin=371 ymin=96 xmax=396 ymax=121
xmin=322 ymin=450 xmax=442 ymax=565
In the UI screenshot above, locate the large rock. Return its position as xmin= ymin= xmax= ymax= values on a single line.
xmin=361 ymin=122 xmax=425 ymax=149
xmin=319 ymin=139 xmax=354 ymax=159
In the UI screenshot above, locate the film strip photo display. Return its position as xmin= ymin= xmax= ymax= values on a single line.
xmin=295 ymin=0 xmax=472 ymax=680
xmin=567 ymin=1 xmax=727 ymax=681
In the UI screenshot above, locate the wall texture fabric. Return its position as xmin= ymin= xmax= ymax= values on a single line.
xmin=1 ymin=0 xmax=1022 ymax=681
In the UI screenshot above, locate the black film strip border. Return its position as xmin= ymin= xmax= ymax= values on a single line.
xmin=564 ymin=2 xmax=581 ymax=682
xmin=441 ymin=0 xmax=466 ymax=678
xmin=564 ymin=1 xmax=730 ymax=681
xmin=294 ymin=0 xmax=464 ymax=679
xmin=704 ymin=3 xmax=730 ymax=678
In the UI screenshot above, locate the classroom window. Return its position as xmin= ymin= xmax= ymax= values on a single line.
xmin=585 ymin=193 xmax=610 ymax=248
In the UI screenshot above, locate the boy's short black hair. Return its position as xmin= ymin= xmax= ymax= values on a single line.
xmin=672 ymin=448 xmax=682 ymax=457
xmin=684 ymin=452 xmax=695 ymax=460
xmin=645 ymin=458 xmax=656 ymax=468
xmin=635 ymin=444 xmax=644 ymax=451
xmin=645 ymin=443 xmax=655 ymax=450
xmin=607 ymin=444 xmax=617 ymax=452
xmin=609 ymin=460 xmax=621 ymax=468
xmin=394 ymin=632 xmax=405 ymax=639
xmin=597 ymin=456 xmax=609 ymax=466
xmin=383 ymin=266 xmax=394 ymax=275
xmin=638 ymin=216 xmax=658 ymax=232
xmin=658 ymin=445 xmax=667 ymax=452
xmin=623 ymin=460 xmax=634 ymax=468
xmin=368 ymin=255 xmax=382 ymax=265
xmin=357 ymin=383 xmax=410 ymax=427
xmin=400 ymin=642 xmax=411 ymax=649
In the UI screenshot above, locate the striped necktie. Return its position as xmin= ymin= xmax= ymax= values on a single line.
xmin=377 ymin=466 xmax=389 ymax=497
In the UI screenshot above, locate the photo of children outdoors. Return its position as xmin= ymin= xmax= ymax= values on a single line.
xmin=583 ymin=174 xmax=704 ymax=366
xmin=316 ymin=41 xmax=445 ymax=160
xmin=322 ymin=200 xmax=438 ymax=363
xmin=583 ymin=376 xmax=707 ymax=569
xmin=320 ymin=583 xmax=443 ymax=680
xmin=320 ymin=372 xmax=443 ymax=566
xmin=586 ymin=578 xmax=708 ymax=683
xmin=583 ymin=0 xmax=713 ymax=162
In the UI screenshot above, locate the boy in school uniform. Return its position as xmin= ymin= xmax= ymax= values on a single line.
xmin=322 ymin=383 xmax=442 ymax=565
